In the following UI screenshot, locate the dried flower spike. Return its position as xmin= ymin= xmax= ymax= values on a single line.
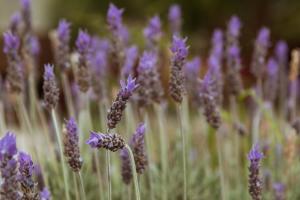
xmin=63 ymin=117 xmax=83 ymax=172
xmin=248 ymin=144 xmax=264 ymax=200
xmin=130 ymin=123 xmax=147 ymax=174
xmin=18 ymin=152 xmax=40 ymax=200
xmin=120 ymin=148 xmax=132 ymax=184
xmin=86 ymin=132 xmax=125 ymax=152
xmin=169 ymin=35 xmax=188 ymax=103
xmin=43 ymin=64 xmax=59 ymax=110
xmin=76 ymin=30 xmax=91 ymax=93
xmin=3 ymin=31 xmax=24 ymax=94
xmin=0 ymin=132 xmax=21 ymax=200
xmin=107 ymin=75 xmax=138 ymax=130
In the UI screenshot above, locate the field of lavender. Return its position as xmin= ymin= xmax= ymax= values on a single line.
xmin=0 ymin=0 xmax=299 ymax=200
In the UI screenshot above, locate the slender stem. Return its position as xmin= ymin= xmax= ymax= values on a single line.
xmin=176 ymin=105 xmax=187 ymax=200
xmin=94 ymin=151 xmax=104 ymax=200
xmin=125 ymin=144 xmax=141 ymax=200
xmin=61 ymin=73 xmax=75 ymax=118
xmin=216 ymin=129 xmax=226 ymax=200
xmin=78 ymin=172 xmax=87 ymax=200
xmin=51 ymin=109 xmax=70 ymax=200
xmin=73 ymin=172 xmax=80 ymax=200
xmin=106 ymin=150 xmax=112 ymax=200
xmin=155 ymin=104 xmax=168 ymax=200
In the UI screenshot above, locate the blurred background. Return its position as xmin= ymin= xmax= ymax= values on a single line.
xmin=0 ymin=0 xmax=300 ymax=72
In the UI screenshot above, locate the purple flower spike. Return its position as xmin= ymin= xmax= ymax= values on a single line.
xmin=86 ymin=132 xmax=125 ymax=152
xmin=76 ymin=30 xmax=91 ymax=54
xmin=273 ymin=182 xmax=285 ymax=200
xmin=185 ymin=57 xmax=201 ymax=75
xmin=40 ymin=187 xmax=51 ymax=200
xmin=211 ymin=29 xmax=224 ymax=59
xmin=0 ymin=132 xmax=17 ymax=161
xmin=138 ymin=51 xmax=157 ymax=71
xmin=228 ymin=15 xmax=241 ymax=37
xmin=275 ymin=40 xmax=288 ymax=62
xmin=57 ymin=19 xmax=71 ymax=43
xmin=18 ymin=151 xmax=34 ymax=178
xmin=248 ymin=144 xmax=263 ymax=200
xmin=10 ymin=12 xmax=21 ymax=33
xmin=107 ymin=3 xmax=124 ymax=31
xmin=29 ymin=35 xmax=40 ymax=57
xmin=122 ymin=45 xmax=138 ymax=78
xmin=64 ymin=117 xmax=82 ymax=172
xmin=168 ymin=4 xmax=182 ymax=34
xmin=44 ymin=64 xmax=54 ymax=80
xmin=20 ymin=0 xmax=31 ymax=10
xmin=171 ymin=35 xmax=189 ymax=63
xmin=120 ymin=75 xmax=138 ymax=95
xmin=257 ymin=27 xmax=270 ymax=48
xmin=267 ymin=58 xmax=279 ymax=76
xmin=144 ymin=15 xmax=162 ymax=46
xmin=43 ymin=64 xmax=59 ymax=110
xmin=3 ymin=32 xmax=20 ymax=54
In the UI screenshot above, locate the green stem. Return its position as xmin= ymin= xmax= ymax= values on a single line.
xmin=51 ymin=109 xmax=70 ymax=200
xmin=78 ymin=172 xmax=87 ymax=200
xmin=125 ymin=144 xmax=141 ymax=200
xmin=94 ymin=151 xmax=104 ymax=200
xmin=176 ymin=105 xmax=187 ymax=200
xmin=216 ymin=129 xmax=226 ymax=200
xmin=155 ymin=104 xmax=168 ymax=200
xmin=106 ymin=150 xmax=112 ymax=200
xmin=61 ymin=73 xmax=75 ymax=118
xmin=73 ymin=172 xmax=80 ymax=200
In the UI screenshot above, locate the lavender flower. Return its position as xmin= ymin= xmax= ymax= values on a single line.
xmin=40 ymin=187 xmax=51 ymax=200
xmin=207 ymin=54 xmax=223 ymax=105
xmin=273 ymin=183 xmax=285 ymax=200
xmin=226 ymin=16 xmax=243 ymax=96
xmin=90 ymin=51 xmax=108 ymax=100
xmin=248 ymin=144 xmax=264 ymax=200
xmin=63 ymin=117 xmax=83 ymax=172
xmin=144 ymin=15 xmax=162 ymax=49
xmin=28 ymin=35 xmax=40 ymax=58
xmin=33 ymin=164 xmax=45 ymax=190
xmin=0 ymin=132 xmax=21 ymax=200
xmin=76 ymin=30 xmax=91 ymax=93
xmin=86 ymin=132 xmax=125 ymax=152
xmin=199 ymin=72 xmax=222 ymax=129
xmin=120 ymin=148 xmax=132 ymax=184
xmin=107 ymin=75 xmax=138 ymax=129
xmin=18 ymin=152 xmax=40 ymax=199
xmin=54 ymin=19 xmax=71 ymax=70
xmin=130 ymin=123 xmax=147 ymax=174
xmin=20 ymin=0 xmax=32 ymax=33
xmin=3 ymin=31 xmax=24 ymax=93
xmin=211 ymin=29 xmax=224 ymax=59
xmin=251 ymin=27 xmax=270 ymax=79
xmin=264 ymin=58 xmax=279 ymax=103
xmin=168 ymin=4 xmax=182 ymax=34
xmin=184 ymin=57 xmax=201 ymax=106
xmin=169 ymin=35 xmax=188 ymax=103
xmin=275 ymin=41 xmax=288 ymax=65
xmin=10 ymin=12 xmax=21 ymax=34
xmin=136 ymin=51 xmax=164 ymax=106
xmin=43 ymin=64 xmax=59 ymax=110
xmin=122 ymin=45 xmax=138 ymax=78
xmin=107 ymin=3 xmax=124 ymax=36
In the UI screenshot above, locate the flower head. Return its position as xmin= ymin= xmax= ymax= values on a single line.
xmin=138 ymin=51 xmax=157 ymax=71
xmin=228 ymin=15 xmax=241 ymax=37
xmin=171 ymin=35 xmax=188 ymax=61
xmin=44 ymin=64 xmax=54 ymax=81
xmin=107 ymin=3 xmax=124 ymax=31
xmin=248 ymin=144 xmax=264 ymax=162
xmin=122 ymin=45 xmax=138 ymax=77
xmin=10 ymin=12 xmax=21 ymax=33
xmin=144 ymin=15 xmax=162 ymax=44
xmin=76 ymin=30 xmax=91 ymax=54
xmin=168 ymin=4 xmax=182 ymax=33
xmin=40 ymin=187 xmax=51 ymax=200
xmin=257 ymin=27 xmax=270 ymax=48
xmin=86 ymin=132 xmax=125 ymax=152
xmin=29 ymin=35 xmax=40 ymax=57
xmin=65 ymin=117 xmax=77 ymax=137
xmin=275 ymin=40 xmax=288 ymax=62
xmin=18 ymin=151 xmax=34 ymax=178
xmin=43 ymin=64 xmax=59 ymax=110
xmin=120 ymin=75 xmax=139 ymax=95
xmin=3 ymin=32 xmax=20 ymax=54
xmin=0 ymin=132 xmax=17 ymax=162
xmin=267 ymin=58 xmax=279 ymax=76
xmin=57 ymin=19 xmax=71 ymax=43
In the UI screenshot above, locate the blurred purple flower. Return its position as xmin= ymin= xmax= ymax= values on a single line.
xmin=170 ymin=35 xmax=188 ymax=64
xmin=248 ymin=144 xmax=263 ymax=200
xmin=144 ymin=15 xmax=162 ymax=46
xmin=168 ymin=4 xmax=182 ymax=34
xmin=267 ymin=58 xmax=279 ymax=76
xmin=107 ymin=3 xmax=124 ymax=32
xmin=18 ymin=151 xmax=34 ymax=178
xmin=57 ymin=19 xmax=71 ymax=43
xmin=185 ymin=57 xmax=201 ymax=76
xmin=228 ymin=15 xmax=241 ymax=38
xmin=10 ymin=12 xmax=21 ymax=34
xmin=40 ymin=187 xmax=51 ymax=200
xmin=122 ymin=45 xmax=138 ymax=78
xmin=120 ymin=75 xmax=139 ymax=95
xmin=76 ymin=30 xmax=91 ymax=55
xmin=275 ymin=40 xmax=288 ymax=65
xmin=211 ymin=29 xmax=224 ymax=59
xmin=138 ymin=51 xmax=157 ymax=71
xmin=28 ymin=35 xmax=40 ymax=57
xmin=3 ymin=31 xmax=20 ymax=54
xmin=257 ymin=27 xmax=270 ymax=48
xmin=43 ymin=64 xmax=59 ymax=110
xmin=0 ymin=132 xmax=17 ymax=162
xmin=273 ymin=182 xmax=285 ymax=200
